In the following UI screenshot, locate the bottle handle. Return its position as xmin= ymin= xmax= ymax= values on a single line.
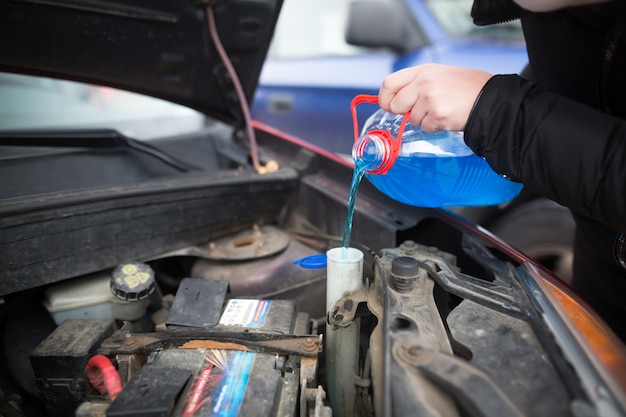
xmin=350 ymin=94 xmax=410 ymax=175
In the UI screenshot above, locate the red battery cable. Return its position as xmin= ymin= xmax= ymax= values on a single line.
xmin=86 ymin=354 xmax=123 ymax=400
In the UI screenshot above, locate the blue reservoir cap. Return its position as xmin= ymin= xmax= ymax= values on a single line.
xmin=293 ymin=254 xmax=327 ymax=269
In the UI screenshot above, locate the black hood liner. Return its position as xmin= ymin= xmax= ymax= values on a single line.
xmin=0 ymin=0 xmax=282 ymax=126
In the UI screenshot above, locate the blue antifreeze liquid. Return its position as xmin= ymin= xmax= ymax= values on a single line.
xmin=352 ymin=109 xmax=522 ymax=208
xmin=342 ymin=122 xmax=523 ymax=258
xmin=342 ymin=146 xmax=380 ymax=258
xmin=365 ymin=152 xmax=522 ymax=207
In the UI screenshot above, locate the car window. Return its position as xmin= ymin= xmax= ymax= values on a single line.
xmin=0 ymin=72 xmax=206 ymax=140
xmin=268 ymin=0 xmax=364 ymax=58
xmin=425 ymin=0 xmax=523 ymax=39
xmin=269 ymin=0 xmax=524 ymax=60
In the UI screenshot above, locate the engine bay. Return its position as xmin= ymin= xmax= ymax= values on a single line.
xmin=1 ymin=222 xmax=578 ymax=417
xmin=1 ymin=119 xmax=624 ymax=417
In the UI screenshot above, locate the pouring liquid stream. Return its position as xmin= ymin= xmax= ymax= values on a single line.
xmin=341 ymin=155 xmax=377 ymax=259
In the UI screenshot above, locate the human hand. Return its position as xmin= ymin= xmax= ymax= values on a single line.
xmin=378 ymin=64 xmax=492 ymax=132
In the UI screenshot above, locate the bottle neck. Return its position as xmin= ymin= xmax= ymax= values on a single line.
xmin=352 ymin=133 xmax=391 ymax=175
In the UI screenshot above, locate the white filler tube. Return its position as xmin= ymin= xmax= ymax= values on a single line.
xmin=326 ymin=247 xmax=364 ymax=417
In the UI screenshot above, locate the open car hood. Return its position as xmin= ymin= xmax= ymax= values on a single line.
xmin=0 ymin=0 xmax=282 ymax=126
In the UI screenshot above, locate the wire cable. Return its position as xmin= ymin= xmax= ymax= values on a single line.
xmin=205 ymin=5 xmax=278 ymax=174
xmin=86 ymin=354 xmax=123 ymax=400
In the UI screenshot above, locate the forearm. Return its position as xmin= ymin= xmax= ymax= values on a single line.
xmin=465 ymin=75 xmax=626 ymax=232
xmin=514 ymin=0 xmax=611 ymax=12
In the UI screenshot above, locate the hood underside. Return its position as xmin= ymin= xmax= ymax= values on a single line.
xmin=0 ymin=0 xmax=283 ymax=126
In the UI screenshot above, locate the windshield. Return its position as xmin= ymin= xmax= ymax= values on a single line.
xmin=424 ymin=0 xmax=523 ymax=39
xmin=0 ymin=72 xmax=206 ymax=140
xmin=268 ymin=0 xmax=361 ymax=58
xmin=268 ymin=0 xmax=523 ymax=60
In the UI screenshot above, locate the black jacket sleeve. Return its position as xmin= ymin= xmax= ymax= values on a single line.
xmin=464 ymin=74 xmax=626 ymax=232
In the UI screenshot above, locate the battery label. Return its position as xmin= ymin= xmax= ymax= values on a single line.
xmin=182 ymin=350 xmax=254 ymax=417
xmin=219 ymin=299 xmax=270 ymax=328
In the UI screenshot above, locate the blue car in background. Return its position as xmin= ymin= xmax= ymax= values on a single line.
xmin=252 ymin=0 xmax=528 ymax=156
xmin=253 ymin=0 xmax=576 ymax=284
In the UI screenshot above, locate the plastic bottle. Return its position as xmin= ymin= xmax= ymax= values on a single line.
xmin=351 ymin=94 xmax=523 ymax=207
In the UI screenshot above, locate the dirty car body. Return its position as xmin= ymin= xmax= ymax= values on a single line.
xmin=0 ymin=1 xmax=625 ymax=417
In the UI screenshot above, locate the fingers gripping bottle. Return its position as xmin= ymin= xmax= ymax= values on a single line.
xmin=351 ymin=94 xmax=523 ymax=207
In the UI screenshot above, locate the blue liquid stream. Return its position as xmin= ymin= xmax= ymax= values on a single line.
xmin=341 ymin=158 xmax=373 ymax=258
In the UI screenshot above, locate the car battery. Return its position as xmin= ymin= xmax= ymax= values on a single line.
xmin=102 ymin=278 xmax=317 ymax=417
xmin=30 ymin=319 xmax=117 ymax=417
xmin=106 ymin=347 xmax=303 ymax=417
xmin=165 ymin=278 xmax=298 ymax=333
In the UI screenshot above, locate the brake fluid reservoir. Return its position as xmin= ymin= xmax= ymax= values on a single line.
xmin=351 ymin=94 xmax=523 ymax=207
xmin=43 ymin=263 xmax=154 ymax=325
